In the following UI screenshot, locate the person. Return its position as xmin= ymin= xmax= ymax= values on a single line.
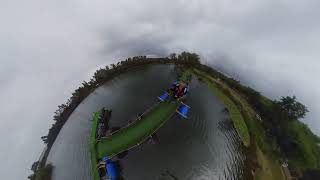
xmin=97 ymin=160 xmax=106 ymax=169
xmin=170 ymin=81 xmax=179 ymax=91
xmin=175 ymin=83 xmax=188 ymax=98
xmin=169 ymin=81 xmax=189 ymax=99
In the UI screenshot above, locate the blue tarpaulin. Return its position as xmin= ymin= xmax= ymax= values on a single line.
xmin=106 ymin=162 xmax=118 ymax=180
xmin=176 ymin=103 xmax=190 ymax=118
xmin=103 ymin=156 xmax=119 ymax=180
xmin=158 ymin=91 xmax=169 ymax=102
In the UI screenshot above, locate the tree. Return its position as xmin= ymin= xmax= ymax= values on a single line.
xmin=177 ymin=51 xmax=200 ymax=65
xmin=275 ymin=96 xmax=308 ymax=120
xmin=31 ymin=161 xmax=39 ymax=172
xmin=41 ymin=136 xmax=48 ymax=144
xmin=169 ymin=53 xmax=177 ymax=60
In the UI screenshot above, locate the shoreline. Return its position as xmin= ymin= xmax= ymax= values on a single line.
xmin=192 ymin=68 xmax=286 ymax=179
xmin=30 ymin=58 xmax=175 ymax=180
xmin=30 ymin=52 xmax=320 ymax=180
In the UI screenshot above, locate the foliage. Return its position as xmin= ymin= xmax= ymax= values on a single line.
xmin=90 ymin=111 xmax=102 ymax=180
xmin=177 ymin=51 xmax=200 ymax=66
xmin=286 ymin=121 xmax=320 ymax=169
xmin=255 ymin=144 xmax=286 ymax=180
xmin=192 ymin=59 xmax=320 ymax=175
xmin=275 ymin=96 xmax=309 ymax=121
xmin=28 ymin=164 xmax=53 ymax=180
xmin=193 ymin=68 xmax=284 ymax=180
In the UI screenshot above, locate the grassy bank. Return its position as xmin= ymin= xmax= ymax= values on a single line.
xmin=193 ymin=68 xmax=285 ymax=180
xmin=29 ymin=164 xmax=53 ymax=180
xmin=286 ymin=120 xmax=320 ymax=170
xmin=192 ymin=69 xmax=250 ymax=147
xmin=90 ymin=111 xmax=101 ymax=180
xmin=97 ymin=100 xmax=179 ymax=158
xmin=255 ymin=145 xmax=286 ymax=180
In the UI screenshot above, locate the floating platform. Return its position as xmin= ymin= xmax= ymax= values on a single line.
xmin=90 ymin=71 xmax=192 ymax=180
xmin=90 ymin=101 xmax=179 ymax=180
xmin=176 ymin=102 xmax=190 ymax=118
xmin=90 ymin=109 xmax=113 ymax=180
xmin=96 ymin=100 xmax=179 ymax=159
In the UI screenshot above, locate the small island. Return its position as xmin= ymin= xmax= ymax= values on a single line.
xmin=29 ymin=52 xmax=320 ymax=180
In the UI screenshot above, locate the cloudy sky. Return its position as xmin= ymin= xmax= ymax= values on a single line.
xmin=1 ymin=0 xmax=319 ymax=179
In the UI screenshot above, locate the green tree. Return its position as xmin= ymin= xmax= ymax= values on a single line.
xmin=41 ymin=136 xmax=48 ymax=144
xmin=169 ymin=53 xmax=177 ymax=60
xmin=275 ymin=96 xmax=308 ymax=120
xmin=31 ymin=161 xmax=39 ymax=172
xmin=177 ymin=51 xmax=200 ymax=65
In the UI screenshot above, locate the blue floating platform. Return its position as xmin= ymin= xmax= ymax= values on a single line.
xmin=103 ymin=156 xmax=119 ymax=180
xmin=158 ymin=91 xmax=169 ymax=102
xmin=176 ymin=102 xmax=190 ymax=118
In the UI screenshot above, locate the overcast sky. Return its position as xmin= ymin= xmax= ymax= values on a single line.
xmin=1 ymin=0 xmax=320 ymax=179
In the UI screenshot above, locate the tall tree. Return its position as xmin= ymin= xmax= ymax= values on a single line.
xmin=276 ymin=96 xmax=308 ymax=120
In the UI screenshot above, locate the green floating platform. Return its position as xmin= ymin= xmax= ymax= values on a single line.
xmin=97 ymin=100 xmax=179 ymax=159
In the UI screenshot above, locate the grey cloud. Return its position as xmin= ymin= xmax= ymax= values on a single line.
xmin=1 ymin=0 xmax=320 ymax=179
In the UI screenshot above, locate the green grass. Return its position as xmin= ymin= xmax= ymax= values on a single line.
xmin=90 ymin=111 xmax=101 ymax=180
xmin=259 ymin=95 xmax=274 ymax=109
xmin=193 ymin=69 xmax=250 ymax=147
xmin=238 ymin=97 xmax=269 ymax=153
xmin=97 ymin=101 xmax=179 ymax=158
xmin=193 ymin=68 xmax=287 ymax=180
xmin=255 ymin=145 xmax=286 ymax=180
xmin=179 ymin=68 xmax=192 ymax=83
xmin=34 ymin=164 xmax=53 ymax=180
xmin=256 ymin=83 xmax=320 ymax=171
xmin=287 ymin=121 xmax=320 ymax=170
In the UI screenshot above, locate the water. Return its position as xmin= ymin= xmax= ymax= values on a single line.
xmin=46 ymin=65 xmax=245 ymax=180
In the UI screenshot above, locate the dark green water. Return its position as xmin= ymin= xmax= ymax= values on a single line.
xmin=46 ymin=65 xmax=245 ymax=180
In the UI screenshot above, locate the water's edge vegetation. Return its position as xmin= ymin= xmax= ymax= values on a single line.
xmin=29 ymin=52 xmax=320 ymax=180
xmin=90 ymin=110 xmax=103 ymax=180
xmin=192 ymin=69 xmax=250 ymax=147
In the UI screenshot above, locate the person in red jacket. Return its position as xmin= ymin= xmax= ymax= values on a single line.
xmin=170 ymin=82 xmax=188 ymax=99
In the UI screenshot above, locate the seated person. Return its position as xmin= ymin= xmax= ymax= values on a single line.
xmin=169 ymin=81 xmax=179 ymax=91
xmin=169 ymin=81 xmax=189 ymax=99
xmin=174 ymin=83 xmax=188 ymax=99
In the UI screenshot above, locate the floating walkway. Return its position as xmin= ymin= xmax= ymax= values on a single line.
xmin=90 ymin=70 xmax=192 ymax=180
xmin=96 ymin=100 xmax=179 ymax=158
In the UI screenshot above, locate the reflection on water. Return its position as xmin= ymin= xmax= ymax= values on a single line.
xmin=46 ymin=65 xmax=245 ymax=180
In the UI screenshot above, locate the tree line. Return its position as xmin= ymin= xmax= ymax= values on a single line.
xmin=40 ymin=52 xmax=199 ymax=148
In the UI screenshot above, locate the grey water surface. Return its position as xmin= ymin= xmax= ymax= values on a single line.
xmin=46 ymin=65 xmax=245 ymax=180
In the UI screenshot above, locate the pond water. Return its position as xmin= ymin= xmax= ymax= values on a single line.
xmin=46 ymin=65 xmax=245 ymax=180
